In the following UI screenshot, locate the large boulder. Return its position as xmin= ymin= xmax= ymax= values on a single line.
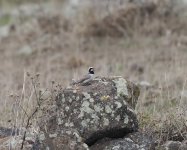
xmin=38 ymin=76 xmax=140 ymax=149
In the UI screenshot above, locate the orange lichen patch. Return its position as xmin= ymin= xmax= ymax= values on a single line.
xmin=100 ymin=95 xmax=110 ymax=101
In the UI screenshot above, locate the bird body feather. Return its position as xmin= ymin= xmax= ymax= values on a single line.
xmin=75 ymin=74 xmax=94 ymax=84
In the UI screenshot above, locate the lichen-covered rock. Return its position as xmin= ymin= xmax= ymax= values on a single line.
xmin=90 ymin=132 xmax=156 ymax=150
xmin=38 ymin=76 xmax=140 ymax=149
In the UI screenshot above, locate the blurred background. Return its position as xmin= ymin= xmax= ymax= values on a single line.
xmin=0 ymin=0 xmax=187 ymax=142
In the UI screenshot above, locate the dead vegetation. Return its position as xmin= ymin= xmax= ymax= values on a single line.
xmin=81 ymin=2 xmax=158 ymax=37
xmin=78 ymin=0 xmax=187 ymax=37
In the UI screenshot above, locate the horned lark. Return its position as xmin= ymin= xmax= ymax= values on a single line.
xmin=72 ymin=67 xmax=95 ymax=85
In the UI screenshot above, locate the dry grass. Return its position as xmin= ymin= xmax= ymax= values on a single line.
xmin=0 ymin=0 xmax=187 ymax=147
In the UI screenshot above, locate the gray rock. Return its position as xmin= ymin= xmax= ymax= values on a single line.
xmin=38 ymin=76 xmax=140 ymax=149
xmin=90 ymin=132 xmax=155 ymax=150
xmin=179 ymin=140 xmax=187 ymax=150
xmin=163 ymin=141 xmax=182 ymax=150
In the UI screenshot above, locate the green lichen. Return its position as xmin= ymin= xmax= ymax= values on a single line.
xmin=94 ymin=105 xmax=103 ymax=112
xmin=39 ymin=132 xmax=45 ymax=141
xmin=113 ymin=77 xmax=128 ymax=97
xmin=105 ymin=105 xmax=112 ymax=114
xmin=103 ymin=118 xmax=109 ymax=126
xmin=82 ymin=92 xmax=91 ymax=99
xmin=114 ymin=101 xmax=122 ymax=108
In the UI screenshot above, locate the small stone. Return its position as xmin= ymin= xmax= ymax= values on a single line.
xmin=49 ymin=133 xmax=57 ymax=138
xmin=163 ymin=141 xmax=182 ymax=150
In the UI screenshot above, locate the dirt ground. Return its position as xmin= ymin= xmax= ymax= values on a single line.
xmin=0 ymin=0 xmax=187 ymax=144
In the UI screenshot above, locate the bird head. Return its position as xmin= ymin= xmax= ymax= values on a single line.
xmin=88 ymin=67 xmax=94 ymax=74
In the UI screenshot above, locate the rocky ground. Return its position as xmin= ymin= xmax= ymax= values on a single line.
xmin=0 ymin=0 xmax=187 ymax=149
